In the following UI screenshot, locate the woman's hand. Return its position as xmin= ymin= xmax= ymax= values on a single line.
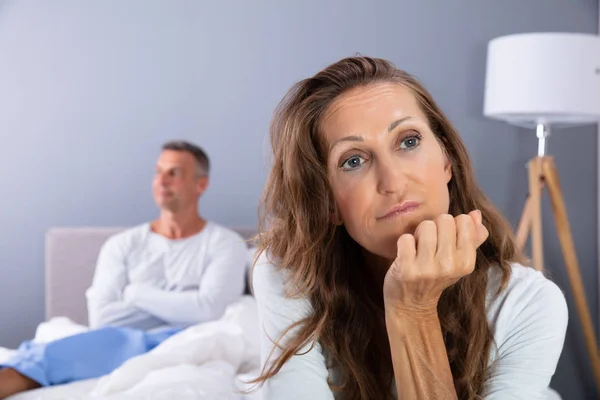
xmin=383 ymin=210 xmax=489 ymax=315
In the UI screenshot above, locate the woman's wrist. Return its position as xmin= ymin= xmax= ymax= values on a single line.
xmin=384 ymin=300 xmax=442 ymax=336
xmin=384 ymin=298 xmax=439 ymax=320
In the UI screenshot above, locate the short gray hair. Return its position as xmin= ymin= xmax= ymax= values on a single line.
xmin=162 ymin=140 xmax=210 ymax=177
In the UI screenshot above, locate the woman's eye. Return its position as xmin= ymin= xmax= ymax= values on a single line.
xmin=341 ymin=155 xmax=364 ymax=171
xmin=400 ymin=135 xmax=421 ymax=150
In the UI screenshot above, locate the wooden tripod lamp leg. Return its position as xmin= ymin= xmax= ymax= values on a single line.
xmin=516 ymin=195 xmax=532 ymax=252
xmin=529 ymin=157 xmax=544 ymax=271
xmin=542 ymin=157 xmax=600 ymax=391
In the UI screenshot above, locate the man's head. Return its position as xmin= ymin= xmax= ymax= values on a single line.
xmin=153 ymin=140 xmax=210 ymax=212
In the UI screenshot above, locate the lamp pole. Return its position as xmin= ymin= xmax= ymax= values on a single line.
xmin=536 ymin=123 xmax=549 ymax=157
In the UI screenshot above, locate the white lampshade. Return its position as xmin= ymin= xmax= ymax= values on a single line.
xmin=484 ymin=32 xmax=600 ymax=128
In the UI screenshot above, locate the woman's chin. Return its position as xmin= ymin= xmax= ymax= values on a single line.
xmin=360 ymin=240 xmax=398 ymax=264
xmin=348 ymin=226 xmax=416 ymax=262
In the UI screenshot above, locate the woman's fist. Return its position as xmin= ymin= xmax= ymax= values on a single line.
xmin=383 ymin=210 xmax=489 ymax=315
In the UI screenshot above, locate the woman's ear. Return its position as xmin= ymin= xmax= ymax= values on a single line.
xmin=330 ymin=204 xmax=343 ymax=226
xmin=444 ymin=156 xmax=452 ymax=184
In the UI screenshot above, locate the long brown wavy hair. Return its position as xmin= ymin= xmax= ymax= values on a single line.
xmin=252 ymin=56 xmax=525 ymax=400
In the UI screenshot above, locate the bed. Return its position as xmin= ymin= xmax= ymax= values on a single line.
xmin=1 ymin=227 xmax=565 ymax=400
xmin=3 ymin=226 xmax=263 ymax=400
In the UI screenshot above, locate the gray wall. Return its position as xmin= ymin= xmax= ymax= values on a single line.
xmin=0 ymin=0 xmax=596 ymax=398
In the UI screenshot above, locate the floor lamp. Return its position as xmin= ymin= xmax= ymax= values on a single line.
xmin=484 ymin=32 xmax=600 ymax=391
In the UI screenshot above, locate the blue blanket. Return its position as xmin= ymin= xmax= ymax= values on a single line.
xmin=0 ymin=326 xmax=180 ymax=386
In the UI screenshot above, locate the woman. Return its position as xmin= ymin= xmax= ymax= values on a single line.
xmin=251 ymin=56 xmax=568 ymax=400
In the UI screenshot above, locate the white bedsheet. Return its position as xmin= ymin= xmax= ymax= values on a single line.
xmin=2 ymin=295 xmax=263 ymax=400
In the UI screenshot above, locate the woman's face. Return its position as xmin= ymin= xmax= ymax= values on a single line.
xmin=322 ymin=83 xmax=452 ymax=260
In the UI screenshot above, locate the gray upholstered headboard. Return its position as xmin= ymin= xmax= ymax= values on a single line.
xmin=45 ymin=226 xmax=257 ymax=326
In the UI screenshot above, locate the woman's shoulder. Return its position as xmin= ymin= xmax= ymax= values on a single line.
xmin=251 ymin=250 xmax=287 ymax=294
xmin=486 ymin=263 xmax=568 ymax=344
xmin=486 ymin=263 xmax=566 ymax=305
xmin=251 ymin=251 xmax=312 ymax=309
xmin=251 ymin=250 xmax=317 ymax=345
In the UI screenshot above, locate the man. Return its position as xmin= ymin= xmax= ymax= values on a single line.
xmin=86 ymin=140 xmax=248 ymax=330
xmin=0 ymin=141 xmax=248 ymax=398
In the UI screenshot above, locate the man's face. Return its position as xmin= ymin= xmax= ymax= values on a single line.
xmin=152 ymin=150 xmax=208 ymax=212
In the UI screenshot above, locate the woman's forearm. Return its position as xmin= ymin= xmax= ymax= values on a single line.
xmin=385 ymin=309 xmax=457 ymax=400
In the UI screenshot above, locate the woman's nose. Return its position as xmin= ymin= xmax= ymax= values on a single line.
xmin=376 ymin=158 xmax=406 ymax=195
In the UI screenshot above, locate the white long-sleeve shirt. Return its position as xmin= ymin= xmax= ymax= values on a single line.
xmin=86 ymin=221 xmax=248 ymax=330
xmin=252 ymin=252 xmax=568 ymax=400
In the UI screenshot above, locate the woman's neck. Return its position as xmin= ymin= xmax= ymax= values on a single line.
xmin=363 ymin=250 xmax=393 ymax=294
